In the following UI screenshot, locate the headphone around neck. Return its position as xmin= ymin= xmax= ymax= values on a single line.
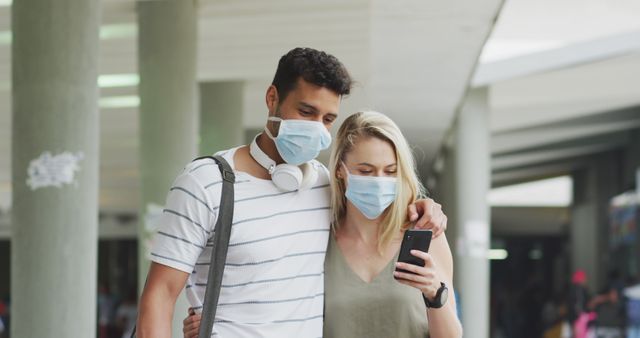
xmin=249 ymin=134 xmax=318 ymax=191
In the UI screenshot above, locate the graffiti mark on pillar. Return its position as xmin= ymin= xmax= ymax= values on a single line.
xmin=26 ymin=151 xmax=84 ymax=190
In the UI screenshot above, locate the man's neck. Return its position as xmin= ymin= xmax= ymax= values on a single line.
xmin=256 ymin=131 xmax=285 ymax=164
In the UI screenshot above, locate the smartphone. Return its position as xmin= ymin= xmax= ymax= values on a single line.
xmin=395 ymin=229 xmax=433 ymax=276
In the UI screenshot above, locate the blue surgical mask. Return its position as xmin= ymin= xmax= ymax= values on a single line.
xmin=343 ymin=163 xmax=398 ymax=219
xmin=265 ymin=116 xmax=332 ymax=165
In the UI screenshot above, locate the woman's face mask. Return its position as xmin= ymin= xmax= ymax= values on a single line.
xmin=343 ymin=162 xmax=398 ymax=220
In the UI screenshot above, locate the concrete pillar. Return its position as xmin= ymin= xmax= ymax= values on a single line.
xmin=453 ymin=87 xmax=491 ymax=338
xmin=11 ymin=0 xmax=100 ymax=337
xmin=440 ymin=140 xmax=459 ymax=262
xmin=571 ymin=168 xmax=601 ymax=292
xmin=428 ymin=141 xmax=463 ymax=320
xmin=623 ymin=129 xmax=640 ymax=190
xmin=428 ymin=138 xmax=459 ymax=273
xmin=571 ymin=151 xmax=622 ymax=291
xmin=137 ymin=1 xmax=198 ymax=336
xmin=199 ymin=81 xmax=244 ymax=154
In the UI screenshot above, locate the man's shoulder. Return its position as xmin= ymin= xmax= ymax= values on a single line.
xmin=180 ymin=157 xmax=222 ymax=186
xmin=177 ymin=147 xmax=239 ymax=189
xmin=309 ymin=160 xmax=328 ymax=174
xmin=309 ymin=160 xmax=330 ymax=184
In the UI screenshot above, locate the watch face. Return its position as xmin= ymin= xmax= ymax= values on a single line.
xmin=440 ymin=287 xmax=449 ymax=305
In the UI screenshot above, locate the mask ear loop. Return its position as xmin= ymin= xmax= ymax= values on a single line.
xmin=264 ymin=116 xmax=282 ymax=140
xmin=340 ymin=162 xmax=352 ymax=183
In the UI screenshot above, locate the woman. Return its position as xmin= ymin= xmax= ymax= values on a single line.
xmin=323 ymin=111 xmax=461 ymax=337
xmin=184 ymin=111 xmax=462 ymax=337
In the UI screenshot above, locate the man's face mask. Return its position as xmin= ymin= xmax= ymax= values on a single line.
xmin=265 ymin=116 xmax=332 ymax=165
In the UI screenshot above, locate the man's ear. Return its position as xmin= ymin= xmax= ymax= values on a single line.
xmin=265 ymin=85 xmax=280 ymax=116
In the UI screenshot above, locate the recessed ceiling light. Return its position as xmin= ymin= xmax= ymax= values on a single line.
xmin=0 ymin=31 xmax=11 ymax=45
xmin=100 ymin=23 xmax=137 ymax=40
xmin=99 ymin=96 xmax=140 ymax=109
xmin=488 ymin=249 xmax=508 ymax=260
xmin=0 ymin=23 xmax=137 ymax=46
xmin=98 ymin=74 xmax=139 ymax=88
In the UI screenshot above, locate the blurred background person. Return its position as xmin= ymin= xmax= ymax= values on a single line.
xmin=97 ymin=284 xmax=116 ymax=338
xmin=115 ymin=292 xmax=137 ymax=338
xmin=569 ymin=269 xmax=592 ymax=337
xmin=624 ymin=276 xmax=640 ymax=338
xmin=0 ymin=302 xmax=5 ymax=338
xmin=591 ymin=286 xmax=623 ymax=338
xmin=0 ymin=297 xmax=9 ymax=338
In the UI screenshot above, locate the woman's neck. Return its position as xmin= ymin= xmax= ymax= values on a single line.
xmin=339 ymin=202 xmax=382 ymax=246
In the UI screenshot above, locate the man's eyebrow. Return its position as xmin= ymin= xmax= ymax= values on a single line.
xmin=298 ymin=102 xmax=319 ymax=112
xmin=299 ymin=102 xmax=338 ymax=119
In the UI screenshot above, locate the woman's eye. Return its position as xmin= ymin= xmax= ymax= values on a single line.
xmin=359 ymin=171 xmax=372 ymax=175
xmin=300 ymin=110 xmax=312 ymax=116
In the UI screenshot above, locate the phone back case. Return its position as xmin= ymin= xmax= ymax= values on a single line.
xmin=396 ymin=230 xmax=432 ymax=274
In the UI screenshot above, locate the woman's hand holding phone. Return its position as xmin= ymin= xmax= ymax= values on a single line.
xmin=394 ymin=229 xmax=441 ymax=300
xmin=394 ymin=250 xmax=441 ymax=300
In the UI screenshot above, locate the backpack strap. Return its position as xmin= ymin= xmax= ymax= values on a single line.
xmin=130 ymin=155 xmax=235 ymax=338
xmin=196 ymin=155 xmax=235 ymax=338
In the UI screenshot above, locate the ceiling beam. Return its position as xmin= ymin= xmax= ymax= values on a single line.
xmin=491 ymin=158 xmax=590 ymax=187
xmin=492 ymin=107 xmax=640 ymax=154
xmin=492 ymin=133 xmax=629 ymax=171
xmin=472 ymin=30 xmax=640 ymax=87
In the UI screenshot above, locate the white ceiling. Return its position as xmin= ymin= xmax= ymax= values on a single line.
xmin=419 ymin=0 xmax=640 ymax=235
xmin=2 ymin=0 xmax=637 ymax=219
xmin=472 ymin=0 xmax=640 ymax=189
xmin=0 ymin=0 xmax=503 ymax=213
xmin=0 ymin=0 xmax=637 ymax=240
xmin=481 ymin=0 xmax=640 ymax=62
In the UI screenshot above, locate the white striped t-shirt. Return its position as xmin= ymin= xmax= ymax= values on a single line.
xmin=150 ymin=146 xmax=331 ymax=337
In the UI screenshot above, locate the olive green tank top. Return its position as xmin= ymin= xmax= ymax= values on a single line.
xmin=323 ymin=235 xmax=429 ymax=338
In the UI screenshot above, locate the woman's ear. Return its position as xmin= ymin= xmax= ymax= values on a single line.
xmin=336 ymin=162 xmax=346 ymax=180
xmin=265 ymin=85 xmax=279 ymax=115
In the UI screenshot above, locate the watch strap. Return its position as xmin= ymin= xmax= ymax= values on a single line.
xmin=423 ymin=282 xmax=447 ymax=309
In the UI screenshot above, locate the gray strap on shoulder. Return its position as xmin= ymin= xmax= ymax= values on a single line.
xmin=197 ymin=155 xmax=235 ymax=338
xmin=130 ymin=155 xmax=234 ymax=338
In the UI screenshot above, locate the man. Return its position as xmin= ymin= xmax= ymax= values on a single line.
xmin=137 ymin=47 xmax=447 ymax=337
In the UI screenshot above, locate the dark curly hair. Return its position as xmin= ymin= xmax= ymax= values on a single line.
xmin=272 ymin=47 xmax=352 ymax=101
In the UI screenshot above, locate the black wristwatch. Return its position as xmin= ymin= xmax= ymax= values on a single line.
xmin=423 ymin=282 xmax=448 ymax=309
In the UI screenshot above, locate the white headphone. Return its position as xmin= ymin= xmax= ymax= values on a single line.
xmin=249 ymin=134 xmax=318 ymax=191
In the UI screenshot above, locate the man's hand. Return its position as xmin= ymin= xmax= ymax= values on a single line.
xmin=183 ymin=308 xmax=201 ymax=338
xmin=408 ymin=198 xmax=447 ymax=237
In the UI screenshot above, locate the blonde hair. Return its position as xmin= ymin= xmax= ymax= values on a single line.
xmin=329 ymin=111 xmax=426 ymax=253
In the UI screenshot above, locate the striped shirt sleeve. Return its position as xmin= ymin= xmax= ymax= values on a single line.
xmin=150 ymin=171 xmax=218 ymax=274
